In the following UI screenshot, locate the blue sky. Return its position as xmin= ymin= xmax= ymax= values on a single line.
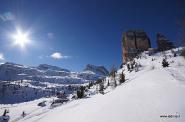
xmin=0 ymin=0 xmax=184 ymax=71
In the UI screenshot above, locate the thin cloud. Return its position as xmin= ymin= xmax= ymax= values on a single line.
xmin=0 ymin=12 xmax=15 ymax=22
xmin=0 ymin=53 xmax=5 ymax=60
xmin=38 ymin=55 xmax=49 ymax=59
xmin=47 ymin=32 xmax=54 ymax=39
xmin=51 ymin=52 xmax=70 ymax=60
xmin=38 ymin=55 xmax=44 ymax=59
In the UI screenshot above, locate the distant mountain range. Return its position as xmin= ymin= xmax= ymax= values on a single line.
xmin=0 ymin=62 xmax=109 ymax=84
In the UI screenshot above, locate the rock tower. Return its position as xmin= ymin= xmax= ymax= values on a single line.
xmin=122 ymin=30 xmax=151 ymax=63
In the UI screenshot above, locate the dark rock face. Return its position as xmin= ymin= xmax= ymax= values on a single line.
xmin=157 ymin=33 xmax=175 ymax=51
xmin=122 ymin=30 xmax=151 ymax=63
xmin=83 ymin=64 xmax=109 ymax=76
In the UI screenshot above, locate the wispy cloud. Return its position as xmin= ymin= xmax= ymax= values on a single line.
xmin=0 ymin=53 xmax=5 ymax=60
xmin=47 ymin=32 xmax=54 ymax=39
xmin=38 ymin=55 xmax=49 ymax=59
xmin=0 ymin=12 xmax=15 ymax=22
xmin=38 ymin=55 xmax=44 ymax=59
xmin=51 ymin=52 xmax=70 ymax=60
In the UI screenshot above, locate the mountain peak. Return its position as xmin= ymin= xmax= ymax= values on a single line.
xmin=84 ymin=64 xmax=109 ymax=76
xmin=37 ymin=64 xmax=70 ymax=72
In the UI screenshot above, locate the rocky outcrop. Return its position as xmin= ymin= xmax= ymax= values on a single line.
xmin=83 ymin=64 xmax=109 ymax=76
xmin=156 ymin=33 xmax=175 ymax=51
xmin=122 ymin=30 xmax=151 ymax=63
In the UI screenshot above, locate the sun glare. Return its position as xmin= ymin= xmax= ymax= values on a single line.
xmin=12 ymin=29 xmax=30 ymax=48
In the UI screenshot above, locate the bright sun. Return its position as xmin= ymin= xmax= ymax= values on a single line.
xmin=12 ymin=29 xmax=30 ymax=48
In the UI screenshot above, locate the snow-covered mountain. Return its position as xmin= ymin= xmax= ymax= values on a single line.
xmin=0 ymin=62 xmax=108 ymax=84
xmin=37 ymin=64 xmax=70 ymax=72
xmin=83 ymin=64 xmax=109 ymax=76
xmin=0 ymin=63 xmax=108 ymax=104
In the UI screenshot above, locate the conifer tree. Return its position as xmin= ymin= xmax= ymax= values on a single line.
xmin=114 ymin=79 xmax=117 ymax=87
xmin=77 ymin=86 xmax=85 ymax=99
xmin=181 ymin=48 xmax=185 ymax=58
xmin=109 ymin=66 xmax=117 ymax=87
xmin=119 ymin=72 xmax=125 ymax=84
xmin=99 ymin=81 xmax=104 ymax=94
xmin=107 ymin=80 xmax=110 ymax=87
xmin=162 ymin=59 xmax=169 ymax=67
xmin=127 ymin=63 xmax=130 ymax=71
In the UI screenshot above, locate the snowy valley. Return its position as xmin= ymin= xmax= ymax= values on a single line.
xmin=0 ymin=63 xmax=108 ymax=104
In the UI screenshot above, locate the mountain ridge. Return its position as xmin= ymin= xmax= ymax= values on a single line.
xmin=0 ymin=62 xmax=108 ymax=84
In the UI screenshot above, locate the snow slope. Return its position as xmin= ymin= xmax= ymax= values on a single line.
xmin=0 ymin=49 xmax=185 ymax=122
xmin=21 ymin=70 xmax=184 ymax=122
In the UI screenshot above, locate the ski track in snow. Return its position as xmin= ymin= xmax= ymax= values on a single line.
xmin=166 ymin=67 xmax=185 ymax=83
xmin=11 ymin=107 xmax=45 ymax=122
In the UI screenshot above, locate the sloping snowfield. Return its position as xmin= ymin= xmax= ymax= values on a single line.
xmin=0 ymin=50 xmax=185 ymax=122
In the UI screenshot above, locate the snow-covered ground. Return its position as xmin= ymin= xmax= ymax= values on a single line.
xmin=0 ymin=49 xmax=185 ymax=122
